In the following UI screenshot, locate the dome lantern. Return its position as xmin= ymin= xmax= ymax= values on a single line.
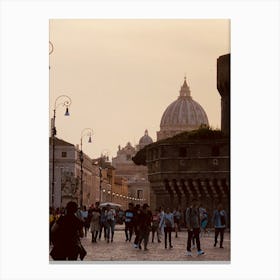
xmin=179 ymin=76 xmax=191 ymax=97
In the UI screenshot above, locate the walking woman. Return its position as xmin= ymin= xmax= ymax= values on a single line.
xmin=159 ymin=207 xmax=174 ymax=249
xmin=90 ymin=208 xmax=100 ymax=243
xmin=151 ymin=209 xmax=161 ymax=243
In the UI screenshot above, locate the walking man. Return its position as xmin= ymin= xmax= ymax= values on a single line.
xmin=124 ymin=203 xmax=134 ymax=242
xmin=185 ymin=198 xmax=205 ymax=256
xmin=133 ymin=204 xmax=141 ymax=248
xmin=212 ymin=203 xmax=227 ymax=248
xmin=138 ymin=203 xmax=152 ymax=251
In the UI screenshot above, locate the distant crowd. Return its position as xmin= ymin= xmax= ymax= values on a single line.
xmin=49 ymin=199 xmax=227 ymax=260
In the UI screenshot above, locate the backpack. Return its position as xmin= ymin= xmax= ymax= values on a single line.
xmin=220 ymin=211 xmax=226 ymax=226
xmin=164 ymin=217 xmax=172 ymax=228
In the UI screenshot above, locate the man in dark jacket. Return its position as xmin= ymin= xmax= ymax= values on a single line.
xmin=138 ymin=203 xmax=152 ymax=251
xmin=133 ymin=204 xmax=142 ymax=248
xmin=50 ymin=201 xmax=85 ymax=260
xmin=185 ymin=198 xmax=205 ymax=257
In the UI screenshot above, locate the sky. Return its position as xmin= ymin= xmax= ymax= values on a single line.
xmin=49 ymin=19 xmax=230 ymax=159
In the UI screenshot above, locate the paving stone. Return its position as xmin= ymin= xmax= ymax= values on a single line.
xmin=78 ymin=225 xmax=230 ymax=262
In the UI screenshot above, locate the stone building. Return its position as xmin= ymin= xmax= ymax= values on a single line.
xmin=112 ymin=130 xmax=153 ymax=206
xmin=49 ymin=137 xmax=100 ymax=208
xmin=113 ymin=176 xmax=129 ymax=209
xmin=133 ymin=54 xmax=230 ymax=217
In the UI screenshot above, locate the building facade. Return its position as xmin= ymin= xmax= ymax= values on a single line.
xmin=49 ymin=137 xmax=101 ymax=208
xmin=133 ymin=55 xmax=230 ymax=217
xmin=112 ymin=130 xmax=153 ymax=206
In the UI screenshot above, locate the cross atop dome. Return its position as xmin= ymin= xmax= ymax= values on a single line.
xmin=179 ymin=76 xmax=191 ymax=97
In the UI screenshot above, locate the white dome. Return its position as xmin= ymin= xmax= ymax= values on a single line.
xmin=158 ymin=78 xmax=209 ymax=140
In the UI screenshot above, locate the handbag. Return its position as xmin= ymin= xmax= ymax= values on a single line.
xmin=78 ymin=242 xmax=87 ymax=260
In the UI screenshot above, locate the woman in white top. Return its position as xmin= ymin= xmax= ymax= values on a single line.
xmin=159 ymin=207 xmax=174 ymax=249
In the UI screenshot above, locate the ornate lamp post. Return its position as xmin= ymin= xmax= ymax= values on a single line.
xmin=99 ymin=167 xmax=102 ymax=203
xmin=49 ymin=41 xmax=54 ymax=55
xmin=79 ymin=128 xmax=94 ymax=208
xmin=51 ymin=95 xmax=72 ymax=207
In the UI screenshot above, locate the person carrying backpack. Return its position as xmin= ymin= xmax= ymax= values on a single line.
xmin=212 ymin=203 xmax=227 ymax=248
xmin=185 ymin=198 xmax=205 ymax=256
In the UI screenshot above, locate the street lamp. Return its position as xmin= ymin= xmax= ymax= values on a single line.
xmin=49 ymin=41 xmax=54 ymax=70
xmin=51 ymin=95 xmax=72 ymax=207
xmin=99 ymin=167 xmax=102 ymax=203
xmin=79 ymin=128 xmax=94 ymax=208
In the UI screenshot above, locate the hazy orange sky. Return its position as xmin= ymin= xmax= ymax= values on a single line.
xmin=49 ymin=19 xmax=230 ymax=159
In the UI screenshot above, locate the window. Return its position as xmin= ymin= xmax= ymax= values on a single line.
xmin=211 ymin=146 xmax=220 ymax=156
xmin=179 ymin=147 xmax=187 ymax=157
xmin=61 ymin=151 xmax=67 ymax=158
xmin=137 ymin=189 xmax=143 ymax=199
xmin=126 ymin=154 xmax=131 ymax=160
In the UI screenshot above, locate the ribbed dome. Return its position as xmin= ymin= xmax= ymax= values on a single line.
xmin=139 ymin=129 xmax=153 ymax=149
xmin=158 ymin=78 xmax=209 ymax=140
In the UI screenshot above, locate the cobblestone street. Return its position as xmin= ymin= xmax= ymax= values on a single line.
xmin=65 ymin=225 xmax=230 ymax=262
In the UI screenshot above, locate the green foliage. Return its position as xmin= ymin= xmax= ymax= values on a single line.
xmin=132 ymin=126 xmax=227 ymax=166
xmin=157 ymin=126 xmax=226 ymax=144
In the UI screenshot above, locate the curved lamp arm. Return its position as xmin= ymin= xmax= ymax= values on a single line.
xmin=80 ymin=128 xmax=94 ymax=151
xmin=54 ymin=95 xmax=72 ymax=115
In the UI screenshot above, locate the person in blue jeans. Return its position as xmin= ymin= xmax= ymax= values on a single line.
xmin=105 ymin=204 xmax=116 ymax=243
xmin=159 ymin=207 xmax=174 ymax=249
xmin=185 ymin=198 xmax=205 ymax=256
xmin=124 ymin=203 xmax=134 ymax=242
xmin=212 ymin=203 xmax=227 ymax=248
xmin=98 ymin=207 xmax=107 ymax=240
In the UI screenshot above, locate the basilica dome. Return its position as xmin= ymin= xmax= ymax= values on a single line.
xmin=139 ymin=129 xmax=153 ymax=149
xmin=157 ymin=77 xmax=209 ymax=140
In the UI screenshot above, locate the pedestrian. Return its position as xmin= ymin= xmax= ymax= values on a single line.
xmin=85 ymin=205 xmax=93 ymax=237
xmin=173 ymin=208 xmax=181 ymax=238
xmin=118 ymin=208 xmax=125 ymax=224
xmin=158 ymin=206 xmax=165 ymax=241
xmin=200 ymin=208 xmax=209 ymax=237
xmin=50 ymin=201 xmax=86 ymax=261
xmin=124 ymin=203 xmax=134 ymax=242
xmin=49 ymin=207 xmax=55 ymax=245
xmin=133 ymin=204 xmax=141 ymax=248
xmin=90 ymin=208 xmax=100 ymax=243
xmin=212 ymin=203 xmax=227 ymax=248
xmin=151 ymin=209 xmax=161 ymax=243
xmin=80 ymin=205 xmax=88 ymax=237
xmin=159 ymin=207 xmax=174 ymax=249
xmin=185 ymin=198 xmax=205 ymax=256
xmin=105 ymin=204 xmax=116 ymax=243
xmin=98 ymin=207 xmax=107 ymax=240
xmin=138 ymin=203 xmax=152 ymax=251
